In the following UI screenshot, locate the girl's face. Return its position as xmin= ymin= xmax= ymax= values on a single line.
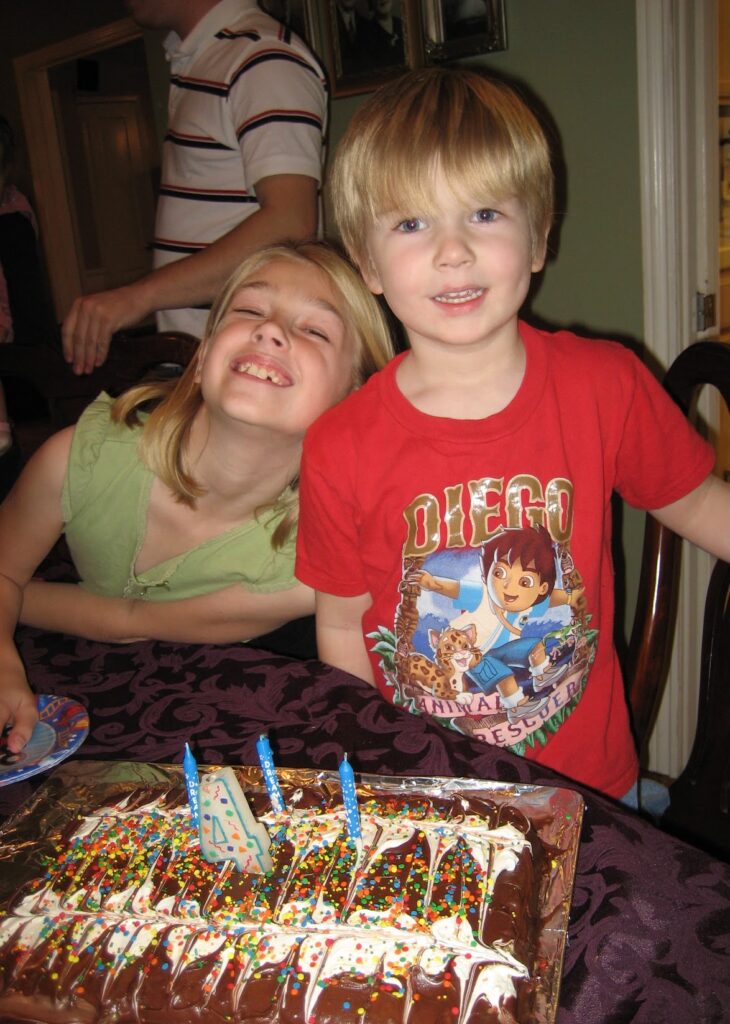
xmin=197 ymin=259 xmax=356 ymax=437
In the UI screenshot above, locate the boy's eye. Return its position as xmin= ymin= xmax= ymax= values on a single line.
xmin=395 ymin=217 xmax=426 ymax=233
xmin=473 ymin=208 xmax=499 ymax=224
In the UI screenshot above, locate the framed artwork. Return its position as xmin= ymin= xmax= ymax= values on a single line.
xmin=421 ymin=0 xmax=507 ymax=63
xmin=259 ymin=1 xmax=320 ymax=48
xmin=324 ymin=1 xmax=421 ymax=97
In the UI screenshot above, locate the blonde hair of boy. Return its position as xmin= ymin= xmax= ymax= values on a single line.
xmin=332 ymin=67 xmax=554 ymax=269
xmin=112 ymin=240 xmax=394 ymax=540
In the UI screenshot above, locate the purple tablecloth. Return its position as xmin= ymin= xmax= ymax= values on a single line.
xmin=2 ymin=625 xmax=729 ymax=1024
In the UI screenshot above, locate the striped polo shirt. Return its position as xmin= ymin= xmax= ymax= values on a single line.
xmin=154 ymin=0 xmax=327 ymax=336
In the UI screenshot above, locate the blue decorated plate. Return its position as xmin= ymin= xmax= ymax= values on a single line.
xmin=0 ymin=695 xmax=89 ymax=787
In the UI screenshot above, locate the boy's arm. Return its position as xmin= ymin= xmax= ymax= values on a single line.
xmin=0 ymin=428 xmax=72 ymax=750
xmin=315 ymin=591 xmax=375 ymax=686
xmin=651 ymin=474 xmax=730 ymax=561
xmin=20 ymin=579 xmax=315 ymax=646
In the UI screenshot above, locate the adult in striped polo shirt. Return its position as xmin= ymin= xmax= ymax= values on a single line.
xmin=63 ymin=0 xmax=327 ymax=375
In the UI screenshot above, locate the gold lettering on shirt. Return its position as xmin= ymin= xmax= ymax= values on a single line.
xmin=402 ymin=493 xmax=441 ymax=556
xmin=545 ymin=477 xmax=573 ymax=542
xmin=469 ymin=478 xmax=504 ymax=545
xmin=444 ymin=485 xmax=465 ymax=548
xmin=402 ymin=475 xmax=574 ymax=556
xmin=505 ymin=474 xmax=544 ymax=528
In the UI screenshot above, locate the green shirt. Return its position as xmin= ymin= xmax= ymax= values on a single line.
xmin=61 ymin=394 xmax=298 ymax=601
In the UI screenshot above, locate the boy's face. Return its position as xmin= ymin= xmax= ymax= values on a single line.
xmin=361 ymin=168 xmax=545 ymax=355
xmin=486 ymin=556 xmax=549 ymax=612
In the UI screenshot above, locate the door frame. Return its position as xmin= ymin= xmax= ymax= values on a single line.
xmin=636 ymin=0 xmax=719 ymax=775
xmin=637 ymin=0 xmax=719 ymax=359
xmin=13 ymin=18 xmax=142 ymax=320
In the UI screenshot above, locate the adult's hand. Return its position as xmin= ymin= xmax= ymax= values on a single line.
xmin=62 ymin=283 xmax=150 ymax=375
xmin=61 ymin=174 xmax=318 ymax=375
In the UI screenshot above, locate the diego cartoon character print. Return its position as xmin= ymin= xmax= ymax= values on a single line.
xmin=368 ymin=516 xmax=596 ymax=757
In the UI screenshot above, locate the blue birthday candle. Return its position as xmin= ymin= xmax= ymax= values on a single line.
xmin=256 ymin=734 xmax=286 ymax=814
xmin=338 ymin=754 xmax=362 ymax=847
xmin=183 ymin=742 xmax=200 ymax=829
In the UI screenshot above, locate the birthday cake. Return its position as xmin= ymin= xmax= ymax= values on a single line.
xmin=0 ymin=763 xmax=582 ymax=1023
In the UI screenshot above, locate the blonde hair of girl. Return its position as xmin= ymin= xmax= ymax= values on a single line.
xmin=111 ymin=240 xmax=394 ymax=544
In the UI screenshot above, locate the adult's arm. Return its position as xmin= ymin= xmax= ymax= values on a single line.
xmin=0 ymin=429 xmax=71 ymax=750
xmin=315 ymin=591 xmax=375 ymax=685
xmin=651 ymin=473 xmax=730 ymax=562
xmin=62 ymin=173 xmax=319 ymax=375
xmin=20 ymin=576 xmax=315 ymax=646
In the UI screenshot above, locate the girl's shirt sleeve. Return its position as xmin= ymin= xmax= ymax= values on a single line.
xmin=61 ymin=392 xmax=121 ymax=524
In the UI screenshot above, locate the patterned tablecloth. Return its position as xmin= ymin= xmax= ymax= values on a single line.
xmin=2 ymin=620 xmax=729 ymax=1024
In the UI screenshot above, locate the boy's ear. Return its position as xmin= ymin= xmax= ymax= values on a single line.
xmin=531 ymin=228 xmax=550 ymax=273
xmin=359 ymin=252 xmax=384 ymax=296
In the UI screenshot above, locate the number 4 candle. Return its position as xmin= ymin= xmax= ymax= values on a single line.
xmin=183 ymin=742 xmax=200 ymax=829
xmin=198 ymin=767 xmax=272 ymax=873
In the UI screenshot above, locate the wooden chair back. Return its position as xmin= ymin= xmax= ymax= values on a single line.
xmin=0 ymin=330 xmax=199 ymax=429
xmin=625 ymin=340 xmax=730 ymax=859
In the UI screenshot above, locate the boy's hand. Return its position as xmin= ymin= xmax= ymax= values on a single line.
xmin=0 ymin=679 xmax=38 ymax=754
xmin=415 ymin=571 xmax=459 ymax=599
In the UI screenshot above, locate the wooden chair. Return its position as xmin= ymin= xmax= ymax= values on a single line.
xmin=0 ymin=329 xmax=199 ymax=430
xmin=625 ymin=340 xmax=730 ymax=860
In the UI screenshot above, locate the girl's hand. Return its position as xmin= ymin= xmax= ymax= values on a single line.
xmin=0 ymin=675 xmax=38 ymax=754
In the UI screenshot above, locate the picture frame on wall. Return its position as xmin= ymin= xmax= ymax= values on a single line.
xmin=421 ymin=0 xmax=507 ymax=63
xmin=325 ymin=1 xmax=420 ymax=97
xmin=259 ymin=1 xmax=320 ymax=49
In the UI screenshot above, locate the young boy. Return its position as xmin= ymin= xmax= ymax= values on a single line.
xmin=295 ymin=68 xmax=730 ymax=800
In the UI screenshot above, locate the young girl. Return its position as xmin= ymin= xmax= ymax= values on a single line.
xmin=0 ymin=240 xmax=394 ymax=753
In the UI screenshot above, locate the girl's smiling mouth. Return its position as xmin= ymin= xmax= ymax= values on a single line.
xmin=230 ymin=356 xmax=293 ymax=386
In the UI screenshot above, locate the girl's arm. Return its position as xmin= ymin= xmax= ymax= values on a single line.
xmin=20 ymin=577 xmax=315 ymax=645
xmin=315 ymin=591 xmax=375 ymax=685
xmin=0 ymin=428 xmax=72 ymax=750
xmin=651 ymin=474 xmax=730 ymax=561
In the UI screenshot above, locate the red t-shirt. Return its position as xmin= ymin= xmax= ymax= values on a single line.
xmin=296 ymin=324 xmax=714 ymax=797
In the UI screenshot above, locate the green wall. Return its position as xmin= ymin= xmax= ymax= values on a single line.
xmin=479 ymin=0 xmax=644 ymax=341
